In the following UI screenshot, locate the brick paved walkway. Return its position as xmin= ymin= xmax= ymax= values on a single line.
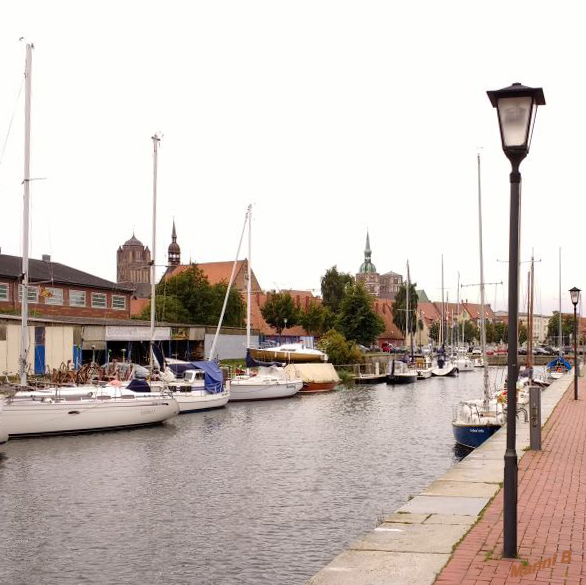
xmin=435 ymin=380 xmax=586 ymax=585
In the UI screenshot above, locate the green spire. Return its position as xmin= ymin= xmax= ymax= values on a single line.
xmin=359 ymin=230 xmax=377 ymax=273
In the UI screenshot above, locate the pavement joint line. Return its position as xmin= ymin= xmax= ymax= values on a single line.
xmin=307 ymin=372 xmax=575 ymax=585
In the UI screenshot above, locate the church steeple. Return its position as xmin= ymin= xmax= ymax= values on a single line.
xmin=359 ymin=230 xmax=376 ymax=273
xmin=168 ymin=220 xmax=181 ymax=266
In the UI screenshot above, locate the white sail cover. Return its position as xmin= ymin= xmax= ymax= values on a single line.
xmin=284 ymin=363 xmax=340 ymax=384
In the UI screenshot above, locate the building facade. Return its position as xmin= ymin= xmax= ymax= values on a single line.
xmin=116 ymin=234 xmax=151 ymax=298
xmin=0 ymin=254 xmax=133 ymax=321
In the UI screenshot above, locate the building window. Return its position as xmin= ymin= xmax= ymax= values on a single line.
xmin=70 ymin=290 xmax=86 ymax=307
xmin=18 ymin=285 xmax=39 ymax=304
xmin=91 ymin=292 xmax=107 ymax=308
xmin=43 ymin=287 xmax=64 ymax=305
xmin=0 ymin=283 xmax=8 ymax=301
xmin=112 ymin=295 xmax=126 ymax=310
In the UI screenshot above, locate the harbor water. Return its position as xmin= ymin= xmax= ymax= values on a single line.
xmin=0 ymin=368 xmax=506 ymax=585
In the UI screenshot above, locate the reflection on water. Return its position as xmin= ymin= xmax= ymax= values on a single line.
xmin=0 ymin=369 xmax=498 ymax=585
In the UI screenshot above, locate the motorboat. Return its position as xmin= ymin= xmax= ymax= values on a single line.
xmin=453 ymin=353 xmax=474 ymax=372
xmin=473 ymin=357 xmax=484 ymax=368
xmin=249 ymin=343 xmax=328 ymax=364
xmin=545 ymin=357 xmax=571 ymax=381
xmin=387 ymin=360 xmax=417 ymax=384
xmin=158 ymin=357 xmax=230 ymax=413
xmin=230 ymin=366 xmax=302 ymax=401
xmin=413 ymin=356 xmax=433 ymax=379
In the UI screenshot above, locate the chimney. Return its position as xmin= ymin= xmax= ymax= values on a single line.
xmin=42 ymin=254 xmax=51 ymax=262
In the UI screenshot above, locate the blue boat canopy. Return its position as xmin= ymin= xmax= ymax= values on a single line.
xmin=168 ymin=361 xmax=224 ymax=394
xmin=546 ymin=357 xmax=572 ymax=371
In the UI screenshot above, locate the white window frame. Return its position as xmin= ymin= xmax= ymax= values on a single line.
xmin=0 ymin=283 xmax=9 ymax=301
xmin=18 ymin=284 xmax=39 ymax=304
xmin=91 ymin=292 xmax=107 ymax=309
xmin=69 ymin=290 xmax=86 ymax=307
xmin=111 ymin=295 xmax=126 ymax=310
xmin=44 ymin=287 xmax=64 ymax=306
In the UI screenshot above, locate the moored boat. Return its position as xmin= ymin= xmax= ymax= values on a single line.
xmin=387 ymin=360 xmax=417 ymax=384
xmin=249 ymin=343 xmax=328 ymax=364
xmin=284 ymin=363 xmax=339 ymax=393
xmin=230 ymin=366 xmax=302 ymax=401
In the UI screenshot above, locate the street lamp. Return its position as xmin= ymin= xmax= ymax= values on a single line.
xmin=487 ymin=82 xmax=546 ymax=559
xmin=570 ymin=287 xmax=581 ymax=400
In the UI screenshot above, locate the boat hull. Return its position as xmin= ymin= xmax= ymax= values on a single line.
xmin=432 ymin=364 xmax=459 ymax=377
xmin=173 ymin=390 xmax=230 ymax=413
xmin=299 ymin=381 xmax=337 ymax=393
xmin=416 ymin=369 xmax=432 ymax=379
xmin=229 ymin=380 xmax=302 ymax=401
xmin=249 ymin=348 xmax=325 ymax=363
xmin=2 ymin=398 xmax=179 ymax=438
xmin=452 ymin=423 xmax=501 ymax=449
xmin=387 ymin=373 xmax=418 ymax=384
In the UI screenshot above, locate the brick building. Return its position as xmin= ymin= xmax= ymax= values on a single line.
xmin=0 ymin=253 xmax=133 ymax=320
xmin=116 ymin=233 xmax=151 ymax=298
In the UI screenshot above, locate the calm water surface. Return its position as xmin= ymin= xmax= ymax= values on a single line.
xmin=0 ymin=368 xmax=506 ymax=585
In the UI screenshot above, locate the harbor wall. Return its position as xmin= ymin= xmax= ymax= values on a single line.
xmin=307 ymin=373 xmax=575 ymax=585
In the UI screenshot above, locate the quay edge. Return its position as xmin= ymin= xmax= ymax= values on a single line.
xmin=306 ymin=372 xmax=575 ymax=585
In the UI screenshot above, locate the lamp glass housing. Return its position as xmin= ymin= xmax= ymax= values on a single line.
xmin=570 ymin=287 xmax=581 ymax=306
xmin=497 ymin=96 xmax=533 ymax=148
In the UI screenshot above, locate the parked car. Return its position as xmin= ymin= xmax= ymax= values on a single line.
xmin=471 ymin=347 xmax=482 ymax=356
xmin=519 ymin=347 xmax=527 ymax=355
xmin=533 ymin=347 xmax=548 ymax=355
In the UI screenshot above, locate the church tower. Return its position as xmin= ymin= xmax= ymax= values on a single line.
xmin=356 ymin=231 xmax=380 ymax=297
xmin=168 ymin=220 xmax=181 ymax=266
xmin=117 ymin=233 xmax=151 ymax=298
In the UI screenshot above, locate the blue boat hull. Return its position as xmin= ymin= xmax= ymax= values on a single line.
xmin=452 ymin=423 xmax=501 ymax=449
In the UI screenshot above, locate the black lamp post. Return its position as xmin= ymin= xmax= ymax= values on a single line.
xmin=487 ymin=82 xmax=546 ymax=559
xmin=570 ymin=287 xmax=581 ymax=400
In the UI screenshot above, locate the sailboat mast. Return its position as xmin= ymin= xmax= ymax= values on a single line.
xmin=246 ymin=204 xmax=252 ymax=349
xmin=456 ymin=272 xmax=460 ymax=349
xmin=440 ymin=255 xmax=445 ymax=346
xmin=406 ymin=260 xmax=409 ymax=355
xmin=477 ymin=153 xmax=490 ymax=401
xmin=20 ymin=43 xmax=33 ymax=387
xmin=150 ymin=134 xmax=160 ymax=372
xmin=559 ymin=247 xmax=562 ymax=357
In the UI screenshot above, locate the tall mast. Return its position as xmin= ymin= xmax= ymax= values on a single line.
xmin=150 ymin=134 xmax=160 ymax=372
xmin=559 ymin=247 xmax=562 ymax=357
xmin=527 ymin=252 xmax=535 ymax=375
xmin=456 ymin=271 xmax=460 ymax=349
xmin=246 ymin=204 xmax=252 ymax=349
xmin=20 ymin=43 xmax=33 ymax=387
xmin=405 ymin=260 xmax=409 ymax=355
xmin=440 ymin=255 xmax=445 ymax=346
xmin=477 ymin=153 xmax=490 ymax=401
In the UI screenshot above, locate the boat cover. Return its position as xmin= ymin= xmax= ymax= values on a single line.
xmin=168 ymin=361 xmax=224 ymax=394
xmin=151 ymin=343 xmax=166 ymax=369
xmin=284 ymin=363 xmax=340 ymax=383
xmin=245 ymin=349 xmax=284 ymax=368
xmin=127 ymin=379 xmax=152 ymax=393
xmin=546 ymin=357 xmax=572 ymax=371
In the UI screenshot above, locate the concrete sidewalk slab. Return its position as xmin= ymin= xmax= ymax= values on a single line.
xmin=398 ymin=495 xmax=489 ymax=516
xmin=307 ymin=550 xmax=450 ymax=585
xmin=350 ymin=522 xmax=470 ymax=554
xmin=423 ymin=514 xmax=475 ymax=525
xmin=421 ymin=479 xmax=499 ymax=498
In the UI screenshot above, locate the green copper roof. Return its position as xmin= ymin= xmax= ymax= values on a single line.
xmin=359 ymin=231 xmax=377 ymax=273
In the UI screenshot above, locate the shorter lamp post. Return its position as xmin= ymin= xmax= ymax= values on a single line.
xmin=570 ymin=287 xmax=581 ymax=400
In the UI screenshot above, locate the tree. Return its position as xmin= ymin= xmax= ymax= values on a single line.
xmin=299 ymin=302 xmax=335 ymax=337
xmin=321 ymin=266 xmax=354 ymax=314
xmin=547 ymin=312 xmax=574 ymax=345
xmin=463 ymin=321 xmax=479 ymax=343
xmin=142 ymin=264 xmax=246 ymax=326
xmin=392 ymin=283 xmax=419 ymax=336
xmin=317 ymin=329 xmax=363 ymax=365
xmin=261 ymin=291 xmax=300 ymax=335
xmin=494 ymin=321 xmax=508 ymax=344
xmin=485 ymin=320 xmax=496 ymax=344
xmin=429 ymin=321 xmax=440 ymax=343
xmin=519 ymin=322 xmax=528 ymax=346
xmin=337 ymin=282 xmax=385 ymax=346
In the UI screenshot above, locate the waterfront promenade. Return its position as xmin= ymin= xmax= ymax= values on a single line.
xmin=308 ymin=373 xmax=575 ymax=585
xmin=435 ymin=377 xmax=586 ymax=585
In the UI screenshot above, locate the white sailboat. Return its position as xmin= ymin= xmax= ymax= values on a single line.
xmin=452 ymin=153 xmax=504 ymax=448
xmin=146 ymin=137 xmax=229 ymax=413
xmin=227 ymin=206 xmax=302 ymax=401
xmin=2 ymin=46 xmax=179 ymax=438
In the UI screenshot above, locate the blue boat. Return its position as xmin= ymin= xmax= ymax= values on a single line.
xmin=452 ymin=419 xmax=502 ymax=449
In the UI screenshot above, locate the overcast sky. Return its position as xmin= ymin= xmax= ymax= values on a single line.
xmin=0 ymin=1 xmax=583 ymax=316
